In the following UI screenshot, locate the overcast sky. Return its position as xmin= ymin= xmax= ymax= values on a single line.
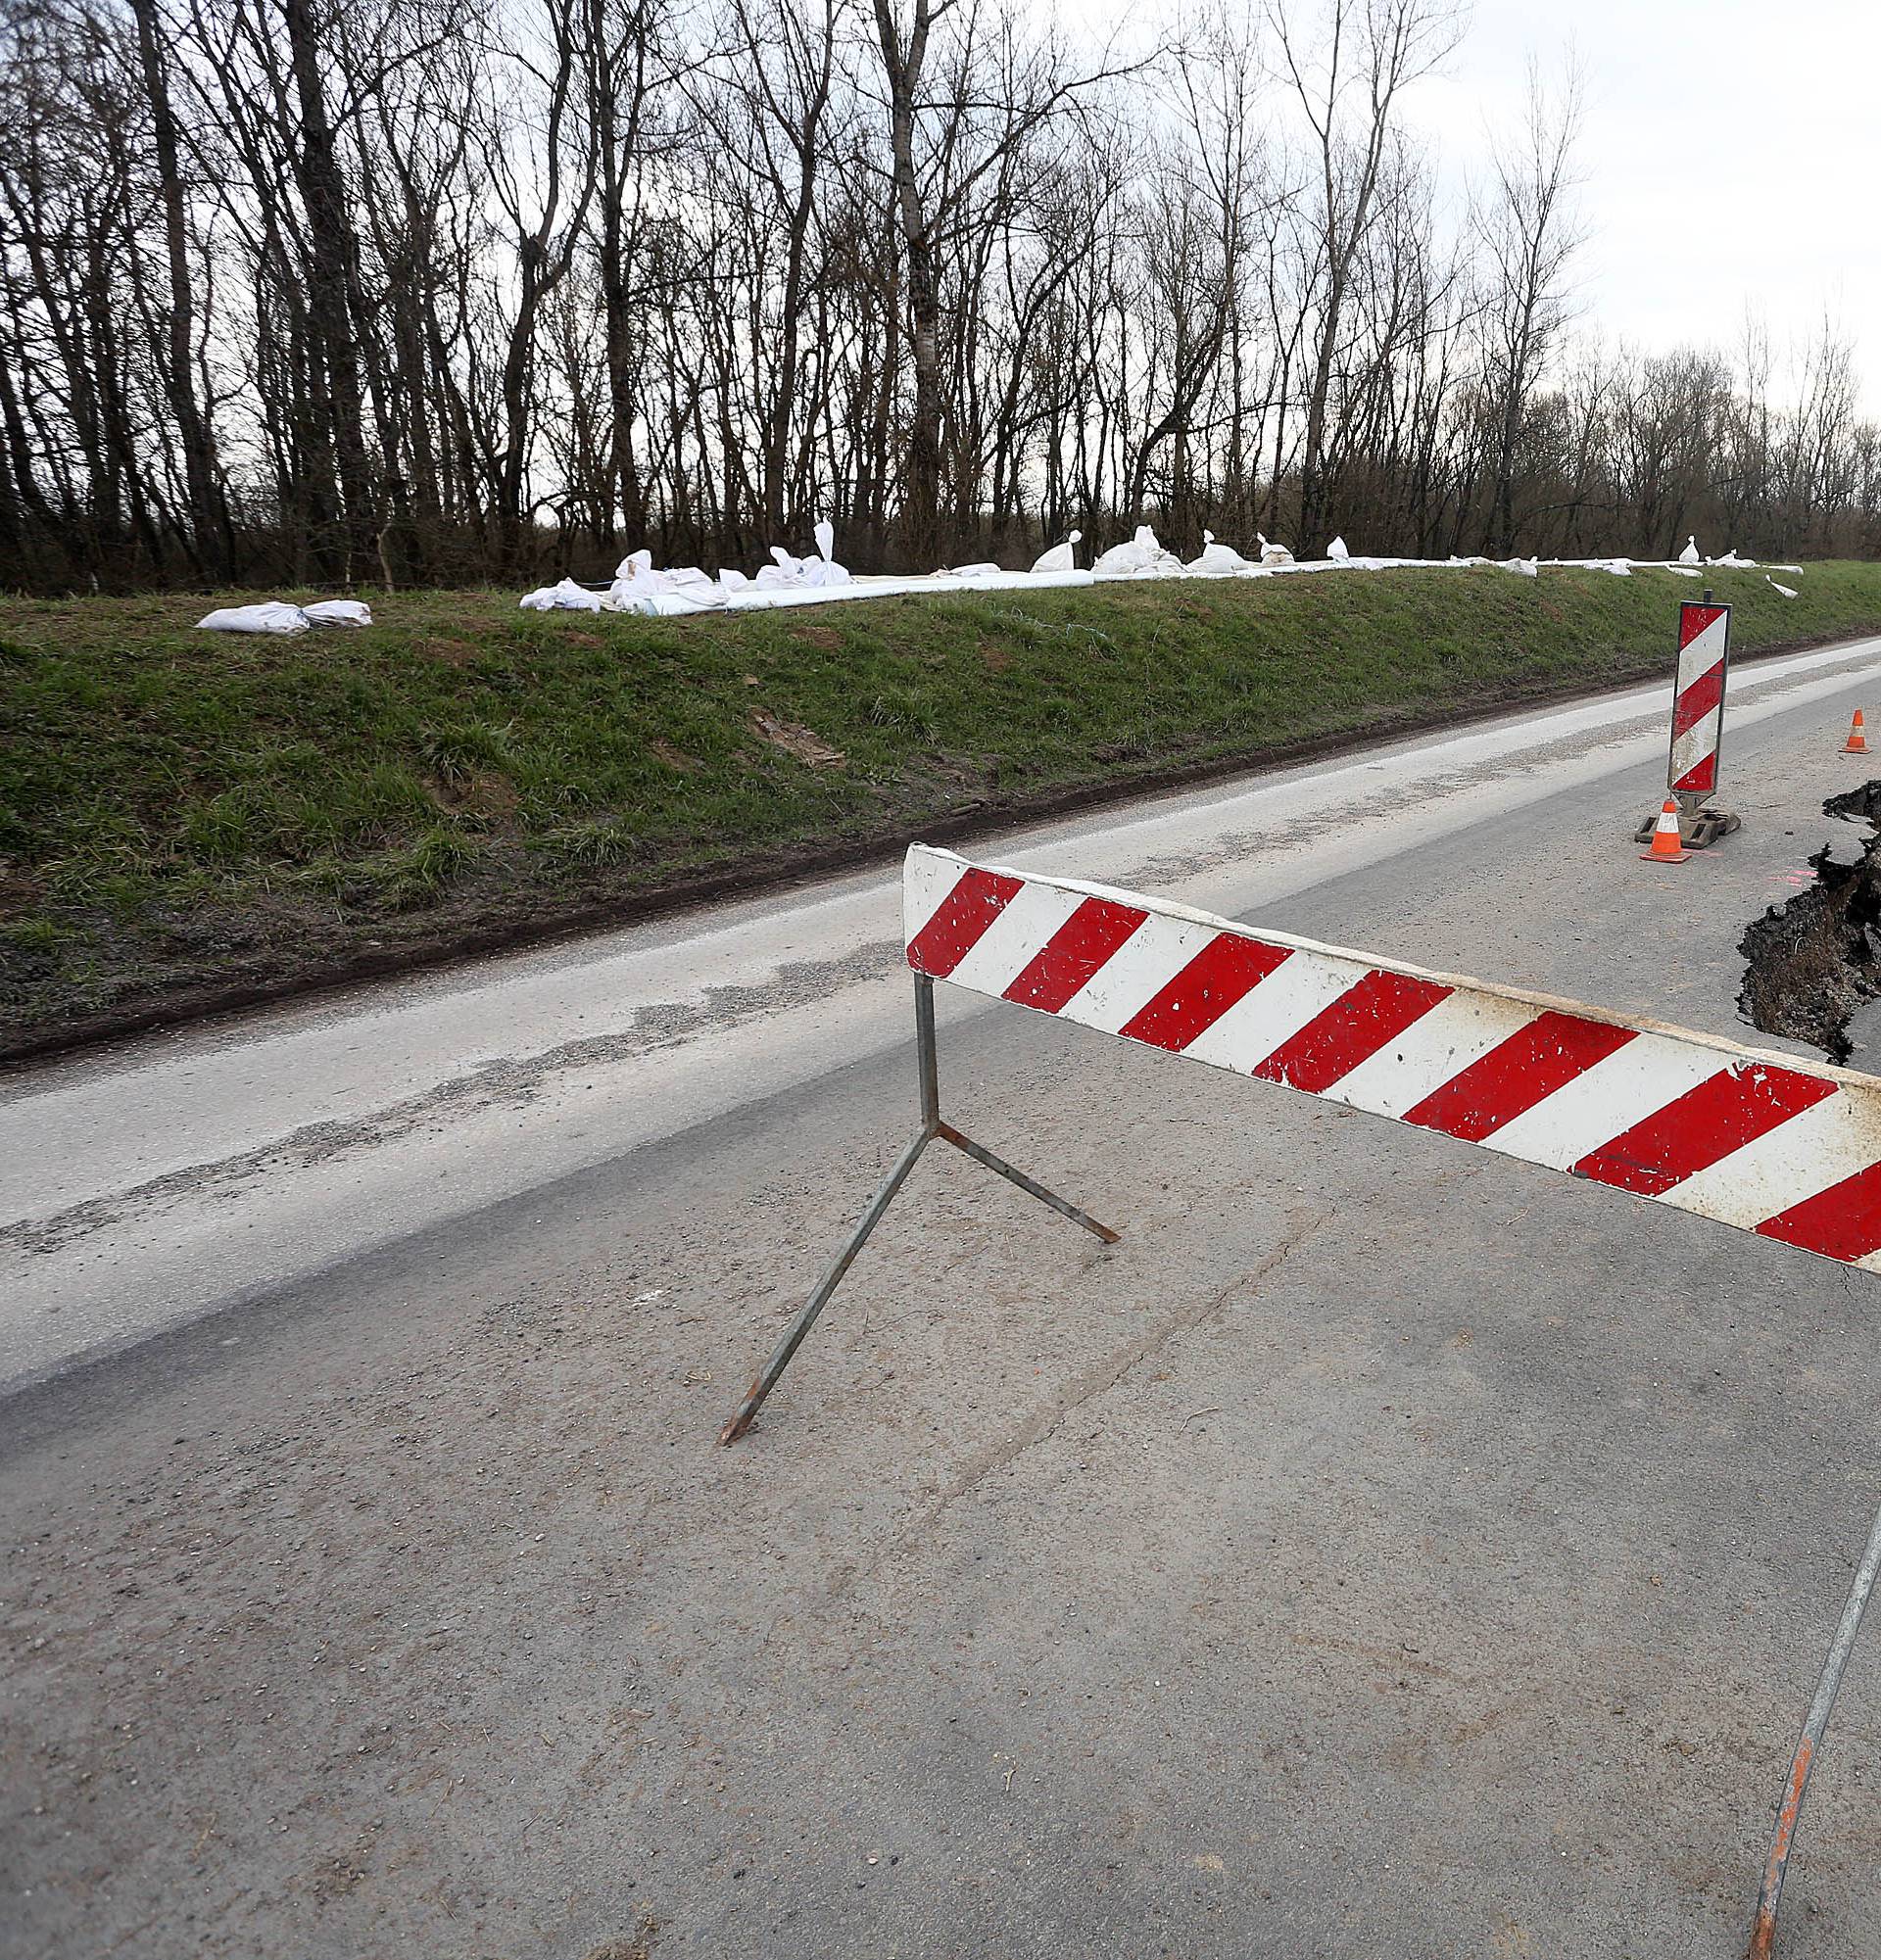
xmin=1075 ymin=0 xmax=1880 ymax=408
xmin=1407 ymin=0 xmax=1880 ymax=404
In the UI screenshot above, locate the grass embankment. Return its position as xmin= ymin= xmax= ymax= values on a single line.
xmin=7 ymin=563 xmax=1881 ymax=1053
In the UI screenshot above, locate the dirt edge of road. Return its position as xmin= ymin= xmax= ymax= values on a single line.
xmin=1740 ymin=780 xmax=1881 ymax=1059
xmin=6 ymin=629 xmax=1863 ymax=1071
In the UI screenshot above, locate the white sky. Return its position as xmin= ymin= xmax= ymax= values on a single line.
xmin=1067 ymin=0 xmax=1881 ymax=409
xmin=1407 ymin=0 xmax=1881 ymax=406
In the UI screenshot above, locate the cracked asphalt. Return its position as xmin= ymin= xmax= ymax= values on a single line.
xmin=8 ymin=635 xmax=1881 ymax=1958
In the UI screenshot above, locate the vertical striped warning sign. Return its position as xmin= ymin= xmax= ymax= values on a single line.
xmin=1668 ymin=600 xmax=1731 ymax=796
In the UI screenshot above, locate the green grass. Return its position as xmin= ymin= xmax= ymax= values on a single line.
xmin=6 ymin=562 xmax=1881 ymax=1046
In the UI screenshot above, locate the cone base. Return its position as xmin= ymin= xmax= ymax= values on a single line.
xmin=1641 ymin=845 xmax=1690 ymax=863
xmin=1844 ymin=741 xmax=1869 ymax=754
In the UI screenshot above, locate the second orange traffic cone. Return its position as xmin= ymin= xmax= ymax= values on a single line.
xmin=1845 ymin=710 xmax=1869 ymax=753
xmin=1641 ymin=799 xmax=1689 ymax=863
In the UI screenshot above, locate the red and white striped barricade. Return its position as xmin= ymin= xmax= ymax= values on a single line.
xmin=898 ymin=844 xmax=1881 ymax=1258
xmin=1638 ymin=598 xmax=1741 ymax=848
xmin=720 ymin=842 xmax=1881 ymax=1958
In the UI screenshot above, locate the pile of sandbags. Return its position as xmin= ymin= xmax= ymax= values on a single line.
xmin=197 ymin=598 xmax=373 ymax=633
xmin=513 ymin=520 xmax=1802 ymax=623
xmin=1090 ymin=524 xmax=1185 ymax=578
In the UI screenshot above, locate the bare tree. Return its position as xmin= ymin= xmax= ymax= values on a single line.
xmin=868 ymin=0 xmax=1129 ymax=563
xmin=1270 ymin=0 xmax=1462 ymax=551
xmin=3 ymin=0 xmax=1879 ymax=593
xmin=1475 ymin=49 xmax=1583 ymax=555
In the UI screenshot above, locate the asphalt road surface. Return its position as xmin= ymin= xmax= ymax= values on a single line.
xmin=8 ymin=634 xmax=1881 ymax=1959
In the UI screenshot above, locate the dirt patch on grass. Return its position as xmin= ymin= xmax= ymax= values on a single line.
xmin=750 ymin=708 xmax=844 ymax=769
xmin=411 ymin=632 xmax=489 ymax=666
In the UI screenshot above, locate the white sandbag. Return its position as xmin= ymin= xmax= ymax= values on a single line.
xmin=1500 ymin=558 xmax=1539 ymax=578
xmin=802 ymin=521 xmax=850 ymax=587
xmin=1666 ymin=566 xmax=1702 ymax=578
xmin=1186 ymin=531 xmax=1255 ymax=575
xmin=197 ymin=600 xmax=310 ymax=634
xmin=1767 ymin=576 xmax=1799 ymax=598
xmin=746 ymin=518 xmax=852 ymax=589
xmin=1031 ymin=529 xmax=1081 ymax=575
xmin=608 ymin=552 xmax=724 ymax=610
xmin=303 ymin=598 xmax=372 ymax=627
xmin=611 ymin=549 xmax=721 ymax=599
xmin=753 ymin=548 xmax=807 ymax=590
xmin=611 ymin=548 xmax=656 ymax=591
xmin=518 ymin=577 xmax=604 ymax=612
xmin=1679 ymin=536 xmax=1702 ymax=564
xmin=934 ymin=561 xmax=1003 ymax=579
xmin=1325 ymin=536 xmax=1350 ymax=561
xmin=1256 ymin=533 xmax=1294 ymax=566
xmin=753 ymin=519 xmax=851 ymax=590
xmin=1092 ymin=524 xmax=1183 ymax=578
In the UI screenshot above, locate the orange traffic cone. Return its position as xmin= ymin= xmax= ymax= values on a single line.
xmin=1845 ymin=710 xmax=1869 ymax=754
xmin=1641 ymin=799 xmax=1689 ymax=863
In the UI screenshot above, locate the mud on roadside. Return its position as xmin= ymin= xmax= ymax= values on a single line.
xmin=1739 ymin=782 xmax=1881 ymax=1062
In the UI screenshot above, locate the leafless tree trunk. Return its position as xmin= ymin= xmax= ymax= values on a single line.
xmin=1476 ymin=52 xmax=1583 ymax=556
xmin=1272 ymin=0 xmax=1461 ymax=550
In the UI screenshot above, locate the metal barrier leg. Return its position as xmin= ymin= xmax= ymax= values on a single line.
xmin=717 ymin=973 xmax=1118 ymax=1444
xmin=913 ymin=971 xmax=1117 ymax=1242
xmin=1745 ymin=1495 xmax=1881 ymax=1959
xmin=935 ymin=1121 xmax=1120 ymax=1245
xmin=717 ymin=1123 xmax=931 ymax=1444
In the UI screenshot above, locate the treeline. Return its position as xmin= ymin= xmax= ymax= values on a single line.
xmin=3 ymin=0 xmax=1878 ymax=595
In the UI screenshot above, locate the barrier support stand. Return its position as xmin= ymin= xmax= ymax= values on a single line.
xmin=717 ymin=973 xmax=1119 ymax=1445
xmin=1745 ymin=1493 xmax=1881 ymax=1958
